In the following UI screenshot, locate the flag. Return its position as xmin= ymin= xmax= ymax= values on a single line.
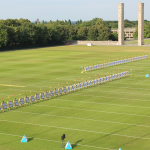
xmin=79 ymin=83 xmax=82 ymax=88
xmin=25 ymin=97 xmax=30 ymax=103
xmin=127 ymin=71 xmax=129 ymax=75
xmin=55 ymin=89 xmax=58 ymax=95
xmin=86 ymin=81 xmax=89 ymax=86
xmin=99 ymin=78 xmax=102 ymax=83
xmin=103 ymin=77 xmax=105 ymax=82
xmin=20 ymin=98 xmax=25 ymax=105
xmin=93 ymin=79 xmax=96 ymax=85
xmin=45 ymin=92 xmax=49 ymax=98
xmin=71 ymin=85 xmax=75 ymax=90
xmin=75 ymin=84 xmax=78 ymax=89
xmin=8 ymin=101 xmax=13 ymax=108
xmin=82 ymin=82 xmax=85 ymax=87
xmin=96 ymin=79 xmax=99 ymax=84
xmin=95 ymin=65 xmax=97 ymax=69
xmin=119 ymin=73 xmax=121 ymax=78
xmin=63 ymin=87 xmax=67 ymax=93
xmin=30 ymin=96 xmax=35 ymax=102
xmin=125 ymin=71 xmax=127 ymax=76
xmin=67 ymin=86 xmax=71 ymax=92
xmin=106 ymin=76 xmax=108 ymax=81
xmin=14 ymin=99 xmax=19 ymax=106
xmin=90 ymin=80 xmax=93 ymax=85
xmin=117 ymin=74 xmax=119 ymax=78
xmin=36 ymin=94 xmax=40 ymax=100
xmin=114 ymin=74 xmax=116 ymax=79
xmin=50 ymin=91 xmax=54 ymax=96
xmin=111 ymin=75 xmax=113 ymax=80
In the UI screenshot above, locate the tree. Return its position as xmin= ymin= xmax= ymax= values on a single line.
xmin=87 ymin=19 xmax=110 ymax=41
xmin=133 ymin=23 xmax=150 ymax=39
xmin=17 ymin=22 xmax=36 ymax=46
xmin=0 ymin=26 xmax=7 ymax=47
xmin=110 ymin=32 xmax=118 ymax=41
xmin=79 ymin=19 xmax=82 ymax=24
xmin=68 ymin=26 xmax=78 ymax=40
xmin=68 ymin=19 xmax=71 ymax=25
xmin=77 ymin=27 xmax=88 ymax=40
xmin=133 ymin=27 xmax=138 ymax=39
xmin=144 ymin=24 xmax=150 ymax=38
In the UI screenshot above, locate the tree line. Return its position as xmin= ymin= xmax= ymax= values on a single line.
xmin=133 ymin=20 xmax=150 ymax=39
xmin=0 ymin=18 xmax=150 ymax=50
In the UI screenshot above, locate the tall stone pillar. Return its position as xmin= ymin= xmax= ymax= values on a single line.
xmin=138 ymin=2 xmax=144 ymax=46
xmin=118 ymin=3 xmax=124 ymax=45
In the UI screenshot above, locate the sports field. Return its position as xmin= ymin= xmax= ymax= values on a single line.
xmin=0 ymin=45 xmax=150 ymax=150
xmin=124 ymin=39 xmax=150 ymax=45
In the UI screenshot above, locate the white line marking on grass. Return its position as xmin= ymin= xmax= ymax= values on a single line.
xmin=58 ymin=96 xmax=150 ymax=109
xmin=56 ymin=74 xmax=79 ymax=79
xmin=89 ymin=89 xmax=150 ymax=96
xmin=117 ymin=79 xmax=150 ymax=82
xmin=35 ymin=104 xmax=150 ymax=118
xmin=7 ymin=89 xmax=42 ymax=93
xmin=0 ymin=132 xmax=116 ymax=150
xmin=12 ymin=110 xmax=150 ymax=128
xmin=77 ymin=94 xmax=150 ymax=102
xmin=101 ymin=86 xmax=150 ymax=91
xmin=0 ymin=94 xmax=15 ymax=96
xmin=109 ymin=82 xmax=150 ymax=86
xmin=0 ymin=120 xmax=150 ymax=140
xmin=27 ymin=83 xmax=59 ymax=87
xmin=0 ymin=84 xmax=26 ymax=87
xmin=134 ymin=75 xmax=150 ymax=77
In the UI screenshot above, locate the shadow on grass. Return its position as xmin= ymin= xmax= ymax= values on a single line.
xmin=72 ymin=139 xmax=83 ymax=149
xmin=100 ymin=126 xmax=132 ymax=140
xmin=116 ymin=132 xmax=150 ymax=149
xmin=28 ymin=137 xmax=34 ymax=142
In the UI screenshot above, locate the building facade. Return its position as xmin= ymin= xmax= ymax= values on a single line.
xmin=111 ymin=27 xmax=136 ymax=40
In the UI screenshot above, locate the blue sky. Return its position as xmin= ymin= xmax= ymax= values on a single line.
xmin=1 ymin=0 xmax=149 ymax=22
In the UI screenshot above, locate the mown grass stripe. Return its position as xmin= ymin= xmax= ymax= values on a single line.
xmin=11 ymin=110 xmax=150 ymax=128
xmin=0 ymin=120 xmax=150 ymax=140
xmin=34 ymin=104 xmax=150 ymax=117
xmin=0 ymin=132 xmax=116 ymax=150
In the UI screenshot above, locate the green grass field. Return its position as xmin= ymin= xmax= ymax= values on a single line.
xmin=125 ymin=39 xmax=150 ymax=45
xmin=0 ymin=45 xmax=150 ymax=150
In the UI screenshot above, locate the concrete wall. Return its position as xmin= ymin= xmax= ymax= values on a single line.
xmin=67 ymin=40 xmax=118 ymax=46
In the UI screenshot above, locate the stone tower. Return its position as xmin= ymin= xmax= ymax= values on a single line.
xmin=138 ymin=2 xmax=144 ymax=46
xmin=118 ymin=3 xmax=124 ymax=45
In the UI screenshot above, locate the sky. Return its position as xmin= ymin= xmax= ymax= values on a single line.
xmin=1 ymin=0 xmax=150 ymax=22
